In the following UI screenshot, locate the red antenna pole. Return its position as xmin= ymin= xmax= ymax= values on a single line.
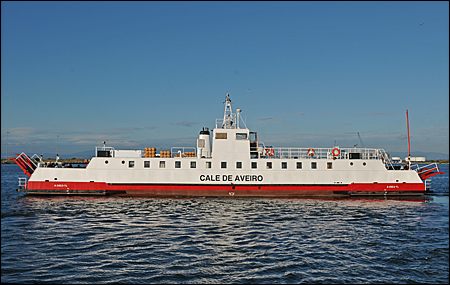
xmin=406 ymin=110 xmax=411 ymax=168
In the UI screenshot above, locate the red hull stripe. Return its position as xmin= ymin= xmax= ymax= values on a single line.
xmin=25 ymin=181 xmax=425 ymax=196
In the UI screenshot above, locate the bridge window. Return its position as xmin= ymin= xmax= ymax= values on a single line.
xmin=175 ymin=161 xmax=181 ymax=168
xmin=267 ymin=162 xmax=272 ymax=169
xmin=311 ymin=162 xmax=317 ymax=169
xmin=282 ymin=162 xmax=287 ymax=169
xmin=221 ymin=162 xmax=227 ymax=169
xmin=252 ymin=162 xmax=257 ymax=169
xmin=327 ymin=162 xmax=332 ymax=169
xmin=349 ymin=153 xmax=361 ymax=159
xmin=206 ymin=161 xmax=211 ymax=168
xmin=297 ymin=162 xmax=302 ymax=169
xmin=236 ymin=162 xmax=242 ymax=169
xmin=236 ymin=133 xmax=248 ymax=140
xmin=191 ymin=161 xmax=196 ymax=168
xmin=216 ymin=133 xmax=227 ymax=139
xmin=159 ymin=161 xmax=165 ymax=168
xmin=144 ymin=161 xmax=150 ymax=168
xmin=129 ymin=161 xmax=135 ymax=168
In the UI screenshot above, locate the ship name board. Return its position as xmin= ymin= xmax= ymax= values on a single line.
xmin=200 ymin=174 xmax=263 ymax=182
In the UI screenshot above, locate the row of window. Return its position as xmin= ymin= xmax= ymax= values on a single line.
xmin=215 ymin=133 xmax=248 ymax=140
xmin=118 ymin=160 xmax=343 ymax=170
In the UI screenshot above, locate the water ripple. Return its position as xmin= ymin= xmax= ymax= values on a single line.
xmin=2 ymin=164 xmax=449 ymax=283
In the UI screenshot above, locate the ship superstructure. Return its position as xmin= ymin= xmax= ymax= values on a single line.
xmin=12 ymin=93 xmax=444 ymax=197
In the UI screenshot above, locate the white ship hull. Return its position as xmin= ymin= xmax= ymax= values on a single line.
xmin=13 ymin=93 xmax=442 ymax=197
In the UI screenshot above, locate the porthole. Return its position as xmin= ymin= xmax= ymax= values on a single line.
xmin=350 ymin=162 xmax=353 ymax=166
xmin=105 ymin=160 xmax=109 ymax=164
xmin=363 ymin=162 xmax=366 ymax=166
xmin=122 ymin=160 xmax=125 ymax=164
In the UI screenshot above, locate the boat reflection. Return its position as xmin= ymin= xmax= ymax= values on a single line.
xmin=20 ymin=194 xmax=430 ymax=203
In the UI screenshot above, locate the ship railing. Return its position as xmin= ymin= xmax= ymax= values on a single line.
xmin=18 ymin=177 xmax=28 ymax=189
xmin=215 ymin=118 xmax=236 ymax=129
xmin=261 ymin=146 xmax=388 ymax=161
xmin=215 ymin=116 xmax=247 ymax=129
xmin=95 ymin=146 xmax=115 ymax=157
xmin=410 ymin=163 xmax=444 ymax=180
xmin=170 ymin=147 xmax=197 ymax=157
xmin=411 ymin=163 xmax=436 ymax=172
xmin=378 ymin=149 xmax=395 ymax=170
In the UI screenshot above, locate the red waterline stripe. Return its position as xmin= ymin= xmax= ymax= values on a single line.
xmin=26 ymin=181 xmax=425 ymax=192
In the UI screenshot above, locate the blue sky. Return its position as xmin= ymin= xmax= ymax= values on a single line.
xmin=2 ymin=1 xmax=449 ymax=159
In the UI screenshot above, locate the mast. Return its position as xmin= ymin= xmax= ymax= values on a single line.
xmin=406 ymin=110 xmax=411 ymax=169
xmin=222 ymin=93 xmax=235 ymax=129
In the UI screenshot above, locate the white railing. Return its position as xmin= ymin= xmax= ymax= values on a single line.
xmin=410 ymin=163 xmax=442 ymax=179
xmin=260 ymin=147 xmax=388 ymax=161
xmin=95 ymin=146 xmax=115 ymax=157
xmin=18 ymin=177 xmax=27 ymax=189
xmin=170 ymin=147 xmax=197 ymax=157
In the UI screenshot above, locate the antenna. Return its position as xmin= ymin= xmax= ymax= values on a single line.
xmin=406 ymin=110 xmax=411 ymax=169
xmin=222 ymin=92 xmax=234 ymax=129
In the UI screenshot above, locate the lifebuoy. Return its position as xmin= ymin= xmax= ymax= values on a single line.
xmin=266 ymin=148 xmax=274 ymax=157
xmin=332 ymin=148 xmax=340 ymax=157
xmin=307 ymin=148 xmax=315 ymax=157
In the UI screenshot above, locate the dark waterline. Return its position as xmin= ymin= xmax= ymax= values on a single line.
xmin=2 ymin=164 xmax=448 ymax=283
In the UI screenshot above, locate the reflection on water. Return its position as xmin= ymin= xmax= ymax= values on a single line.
xmin=2 ymin=164 xmax=449 ymax=283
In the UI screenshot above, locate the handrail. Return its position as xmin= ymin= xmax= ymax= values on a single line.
xmin=95 ymin=146 xmax=115 ymax=157
xmin=18 ymin=177 xmax=27 ymax=189
xmin=259 ymin=146 xmax=387 ymax=161
xmin=170 ymin=147 xmax=197 ymax=158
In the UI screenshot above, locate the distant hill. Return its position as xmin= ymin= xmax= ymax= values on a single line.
xmin=388 ymin=151 xmax=449 ymax=160
xmin=40 ymin=150 xmax=94 ymax=160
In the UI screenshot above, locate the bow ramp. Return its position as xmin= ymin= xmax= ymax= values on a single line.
xmin=9 ymin=152 xmax=39 ymax=177
xmin=413 ymin=163 xmax=445 ymax=180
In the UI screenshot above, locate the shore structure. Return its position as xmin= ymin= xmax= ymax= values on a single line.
xmin=10 ymin=93 xmax=444 ymax=197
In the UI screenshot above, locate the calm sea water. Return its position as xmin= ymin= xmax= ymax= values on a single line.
xmin=2 ymin=164 xmax=448 ymax=284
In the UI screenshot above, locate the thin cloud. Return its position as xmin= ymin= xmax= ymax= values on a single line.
xmin=254 ymin=116 xmax=278 ymax=121
xmin=354 ymin=112 xmax=393 ymax=116
xmin=171 ymin=121 xmax=199 ymax=127
xmin=7 ymin=127 xmax=38 ymax=136
xmin=284 ymin=112 xmax=305 ymax=117
xmin=251 ymin=116 xmax=284 ymax=125
xmin=110 ymin=126 xmax=157 ymax=133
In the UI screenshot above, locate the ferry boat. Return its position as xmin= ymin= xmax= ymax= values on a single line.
xmin=11 ymin=93 xmax=444 ymax=197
